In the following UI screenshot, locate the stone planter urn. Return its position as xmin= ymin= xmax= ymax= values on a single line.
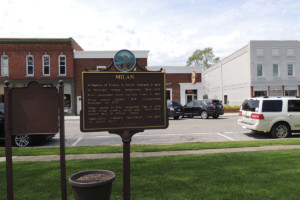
xmin=68 ymin=170 xmax=116 ymax=200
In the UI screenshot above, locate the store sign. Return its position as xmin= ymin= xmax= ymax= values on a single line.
xmin=191 ymin=71 xmax=197 ymax=84
xmin=81 ymin=72 xmax=168 ymax=132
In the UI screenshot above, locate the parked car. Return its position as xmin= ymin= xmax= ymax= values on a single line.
xmin=167 ymin=100 xmax=184 ymax=120
xmin=238 ymin=96 xmax=300 ymax=138
xmin=0 ymin=104 xmax=56 ymax=147
xmin=182 ymin=99 xmax=224 ymax=119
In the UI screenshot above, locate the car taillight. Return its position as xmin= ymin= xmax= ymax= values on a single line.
xmin=170 ymin=107 xmax=174 ymax=111
xmin=239 ymin=111 xmax=242 ymax=116
xmin=210 ymin=105 xmax=216 ymax=109
xmin=251 ymin=113 xmax=264 ymax=120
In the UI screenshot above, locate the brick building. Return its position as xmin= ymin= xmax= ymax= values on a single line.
xmin=147 ymin=66 xmax=202 ymax=105
xmin=0 ymin=37 xmax=202 ymax=115
xmin=0 ymin=38 xmax=83 ymax=115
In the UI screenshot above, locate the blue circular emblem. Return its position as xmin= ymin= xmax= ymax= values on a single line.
xmin=113 ymin=50 xmax=136 ymax=72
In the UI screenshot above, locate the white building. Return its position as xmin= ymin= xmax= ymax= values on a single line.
xmin=203 ymin=40 xmax=300 ymax=106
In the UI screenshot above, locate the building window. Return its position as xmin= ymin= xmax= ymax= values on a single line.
xmin=224 ymin=95 xmax=228 ymax=105
xmin=287 ymin=64 xmax=294 ymax=76
xmin=254 ymin=91 xmax=267 ymax=97
xmin=43 ymin=55 xmax=50 ymax=76
xmin=59 ymin=55 xmax=66 ymax=76
xmin=272 ymin=48 xmax=279 ymax=56
xmin=1 ymin=55 xmax=9 ymax=76
xmin=285 ymin=90 xmax=297 ymax=96
xmin=287 ymin=48 xmax=294 ymax=56
xmin=256 ymin=48 xmax=264 ymax=56
xmin=26 ymin=55 xmax=34 ymax=76
xmin=273 ymin=64 xmax=279 ymax=77
xmin=257 ymin=64 xmax=263 ymax=77
xmin=166 ymin=89 xmax=172 ymax=101
xmin=270 ymin=89 xmax=282 ymax=96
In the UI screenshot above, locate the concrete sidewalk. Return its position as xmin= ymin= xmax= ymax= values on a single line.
xmin=1 ymin=145 xmax=300 ymax=162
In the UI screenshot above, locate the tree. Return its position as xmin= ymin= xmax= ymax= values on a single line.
xmin=186 ymin=47 xmax=220 ymax=69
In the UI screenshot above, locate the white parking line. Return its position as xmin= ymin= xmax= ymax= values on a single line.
xmin=217 ymin=133 xmax=235 ymax=141
xmin=95 ymin=133 xmax=214 ymax=138
xmin=72 ymin=137 xmax=83 ymax=146
xmin=96 ymin=134 xmax=183 ymax=138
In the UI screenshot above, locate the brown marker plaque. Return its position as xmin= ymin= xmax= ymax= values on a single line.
xmin=81 ymin=72 xmax=168 ymax=132
xmin=10 ymin=81 xmax=59 ymax=135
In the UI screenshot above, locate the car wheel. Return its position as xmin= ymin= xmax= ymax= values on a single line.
xmin=13 ymin=135 xmax=32 ymax=147
xmin=173 ymin=116 xmax=179 ymax=120
xmin=213 ymin=114 xmax=219 ymax=119
xmin=201 ymin=111 xmax=209 ymax=119
xmin=271 ymin=122 xmax=291 ymax=138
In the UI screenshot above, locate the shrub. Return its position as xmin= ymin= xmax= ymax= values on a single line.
xmin=224 ymin=106 xmax=240 ymax=109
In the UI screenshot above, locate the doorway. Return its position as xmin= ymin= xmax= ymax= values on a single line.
xmin=185 ymin=90 xmax=197 ymax=103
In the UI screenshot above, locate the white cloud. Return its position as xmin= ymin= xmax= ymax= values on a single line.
xmin=1 ymin=0 xmax=300 ymax=66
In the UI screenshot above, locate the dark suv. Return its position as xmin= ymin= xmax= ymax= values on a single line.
xmin=183 ymin=99 xmax=224 ymax=119
xmin=0 ymin=104 xmax=56 ymax=147
xmin=167 ymin=100 xmax=184 ymax=120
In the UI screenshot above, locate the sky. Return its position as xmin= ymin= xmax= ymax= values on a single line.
xmin=1 ymin=0 xmax=300 ymax=66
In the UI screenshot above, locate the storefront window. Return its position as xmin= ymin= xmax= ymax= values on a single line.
xmin=285 ymin=90 xmax=297 ymax=96
xmin=269 ymin=89 xmax=282 ymax=96
xmin=254 ymin=91 xmax=267 ymax=97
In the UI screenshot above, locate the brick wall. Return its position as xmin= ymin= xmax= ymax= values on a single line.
xmin=165 ymin=73 xmax=201 ymax=102
xmin=0 ymin=43 xmax=74 ymax=80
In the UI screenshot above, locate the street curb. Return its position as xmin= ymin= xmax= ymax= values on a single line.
xmin=1 ymin=145 xmax=300 ymax=162
xmin=64 ymin=113 xmax=239 ymax=121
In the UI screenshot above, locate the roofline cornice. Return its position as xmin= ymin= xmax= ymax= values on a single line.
xmin=74 ymin=50 xmax=150 ymax=58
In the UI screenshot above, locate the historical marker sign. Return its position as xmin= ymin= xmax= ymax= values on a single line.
xmin=113 ymin=49 xmax=136 ymax=72
xmin=10 ymin=81 xmax=59 ymax=134
xmin=81 ymin=71 xmax=168 ymax=132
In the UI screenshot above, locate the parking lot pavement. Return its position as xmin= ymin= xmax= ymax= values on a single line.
xmin=60 ymin=113 xmax=279 ymax=147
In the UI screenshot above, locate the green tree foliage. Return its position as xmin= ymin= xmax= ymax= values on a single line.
xmin=186 ymin=47 xmax=220 ymax=69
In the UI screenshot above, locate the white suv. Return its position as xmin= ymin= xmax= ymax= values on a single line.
xmin=238 ymin=96 xmax=300 ymax=138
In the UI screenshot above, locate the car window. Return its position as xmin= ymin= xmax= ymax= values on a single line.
xmin=241 ymin=100 xmax=259 ymax=112
xmin=0 ymin=106 xmax=4 ymax=114
xmin=186 ymin=101 xmax=194 ymax=107
xmin=212 ymin=100 xmax=222 ymax=106
xmin=262 ymin=100 xmax=282 ymax=112
xmin=288 ymin=100 xmax=300 ymax=112
xmin=194 ymin=101 xmax=202 ymax=106
xmin=202 ymin=100 xmax=209 ymax=105
xmin=172 ymin=101 xmax=182 ymax=107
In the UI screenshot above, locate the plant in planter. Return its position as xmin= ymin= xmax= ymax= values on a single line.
xmin=68 ymin=170 xmax=116 ymax=200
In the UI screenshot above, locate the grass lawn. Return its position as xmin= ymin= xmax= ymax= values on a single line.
xmin=1 ymin=139 xmax=300 ymax=156
xmin=1 ymin=149 xmax=300 ymax=200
